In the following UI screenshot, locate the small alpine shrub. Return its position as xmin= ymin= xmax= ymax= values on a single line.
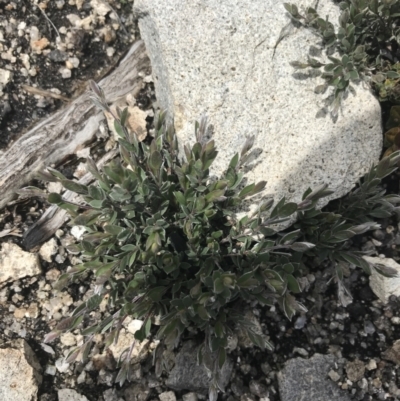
xmin=283 ymin=0 xmax=400 ymax=115
xmin=25 ymin=81 xmax=400 ymax=400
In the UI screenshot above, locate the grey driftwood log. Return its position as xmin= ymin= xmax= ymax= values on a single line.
xmin=0 ymin=40 xmax=150 ymax=211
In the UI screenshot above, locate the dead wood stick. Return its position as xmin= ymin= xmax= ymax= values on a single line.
xmin=21 ymin=85 xmax=70 ymax=102
xmin=0 ymin=40 xmax=150 ymax=211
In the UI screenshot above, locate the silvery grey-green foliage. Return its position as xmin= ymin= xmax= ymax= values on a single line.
xmin=26 ymin=81 xmax=400 ymax=400
xmin=284 ymin=0 xmax=400 ymax=114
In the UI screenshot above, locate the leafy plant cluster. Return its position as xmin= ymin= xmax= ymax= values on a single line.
xmin=284 ymin=0 xmax=400 ymax=115
xmin=25 ymin=81 xmax=400 ymax=400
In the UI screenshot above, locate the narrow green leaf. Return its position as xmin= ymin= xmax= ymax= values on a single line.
xmin=114 ymin=120 xmax=126 ymax=139
xmin=290 ymin=242 xmax=315 ymax=252
xmin=286 ymin=274 xmax=301 ymax=293
xmin=147 ymin=286 xmax=167 ymax=302
xmin=218 ymin=347 xmax=226 ymax=370
xmin=278 ymin=202 xmax=298 ymax=218
xmin=239 ymin=184 xmax=255 ymax=199
xmin=60 ymin=180 xmax=88 ymax=196
xmin=149 ymin=150 xmax=163 ymax=171
xmin=48 ymin=193 xmax=63 ymax=204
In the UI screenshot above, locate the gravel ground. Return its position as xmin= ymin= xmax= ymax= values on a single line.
xmin=2 ymin=172 xmax=400 ymax=401
xmin=0 ymin=0 xmax=137 ymax=149
xmin=2 ymin=1 xmax=400 ymax=401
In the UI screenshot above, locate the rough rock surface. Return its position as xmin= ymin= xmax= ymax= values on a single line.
xmin=39 ymin=238 xmax=58 ymax=263
xmin=108 ymin=328 xmax=150 ymax=364
xmin=0 ymin=339 xmax=42 ymax=401
xmin=0 ymin=242 xmax=41 ymax=286
xmin=277 ymin=354 xmax=351 ymax=401
xmin=58 ymin=389 xmax=89 ymax=401
xmin=165 ymin=341 xmax=233 ymax=394
xmin=363 ymin=256 xmax=400 ymax=302
xmin=134 ymin=0 xmax=382 ymax=216
xmin=124 ymin=383 xmax=150 ymax=401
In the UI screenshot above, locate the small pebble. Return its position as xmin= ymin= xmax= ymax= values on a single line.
xmin=364 ymin=321 xmax=376 ymax=335
xmin=77 ymin=370 xmax=86 ymax=384
xmin=294 ymin=315 xmax=306 ymax=329
xmin=71 ymin=225 xmax=86 ymax=240
xmin=56 ymin=229 xmax=65 ymax=238
xmin=328 ymin=370 xmax=341 ymax=382
xmin=293 ymin=347 xmax=308 ymax=357
xmin=60 ymin=67 xmax=71 ymax=79
xmin=106 ymin=47 xmax=115 ymax=57
xmin=372 ymin=229 xmax=386 ymax=241
xmin=240 ymin=364 xmax=252 ymax=375
xmin=358 ymin=378 xmax=368 ymax=390
xmin=56 ymin=0 xmax=65 ymax=9
xmin=60 ymin=332 xmax=77 ymax=346
xmin=47 ymin=49 xmax=68 ymax=62
xmin=366 ymin=359 xmax=377 ymax=370
xmin=387 ymin=225 xmax=395 ymax=234
xmin=45 ymin=365 xmax=57 ymax=375
xmin=159 ymin=391 xmax=177 ymax=401
xmin=249 ymin=380 xmax=268 ymax=398
xmin=182 ymin=393 xmax=198 ymax=401
xmin=373 ymin=377 xmax=382 ymax=388
xmin=55 ymin=358 xmax=70 ymax=373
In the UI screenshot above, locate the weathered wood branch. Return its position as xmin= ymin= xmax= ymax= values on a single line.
xmin=0 ymin=40 xmax=150 ymax=211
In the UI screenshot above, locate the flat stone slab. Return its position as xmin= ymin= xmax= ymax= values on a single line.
xmin=0 ymin=339 xmax=42 ymax=401
xmin=363 ymin=256 xmax=400 ymax=303
xmin=58 ymin=389 xmax=89 ymax=401
xmin=134 ymin=0 xmax=381 ymax=215
xmin=0 ymin=242 xmax=41 ymax=287
xmin=278 ymin=354 xmax=351 ymax=401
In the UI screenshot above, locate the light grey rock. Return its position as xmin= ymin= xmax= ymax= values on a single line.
xmin=249 ymin=380 xmax=268 ymax=398
xmin=328 ymin=369 xmax=341 ymax=382
xmin=363 ymin=256 xmax=400 ymax=302
xmin=165 ymin=341 xmax=233 ymax=394
xmin=90 ymin=0 xmax=112 ymax=18
xmin=294 ymin=315 xmax=307 ymax=330
xmin=108 ymin=328 xmax=150 ymax=364
xmin=345 ymin=359 xmax=365 ymax=382
xmin=366 ymin=359 xmax=377 ymax=371
xmin=47 ymin=49 xmax=68 ymax=62
xmin=0 ymin=339 xmax=42 ymax=401
xmin=277 ymin=354 xmax=351 ymax=401
xmin=159 ymin=391 xmax=177 ymax=401
xmin=45 ymin=365 xmax=56 ymax=376
xmin=182 ymin=393 xmax=198 ymax=401
xmin=77 ymin=370 xmax=86 ymax=384
xmin=55 ymin=357 xmax=70 ymax=373
xmin=60 ymin=67 xmax=72 ymax=79
xmin=0 ymin=242 xmax=41 ymax=287
xmin=134 ymin=0 xmax=382 ymax=220
xmin=58 ymin=389 xmax=89 ymax=401
xmin=60 ymin=332 xmax=77 ymax=346
xmin=382 ymin=339 xmax=400 ymax=365
xmin=103 ymin=389 xmax=124 ymax=401
xmin=70 ymin=225 xmax=86 ymax=240
xmin=124 ymin=383 xmax=150 ymax=401
xmin=39 ymin=238 xmax=58 ymax=263
xmin=0 ymin=69 xmax=12 ymax=85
